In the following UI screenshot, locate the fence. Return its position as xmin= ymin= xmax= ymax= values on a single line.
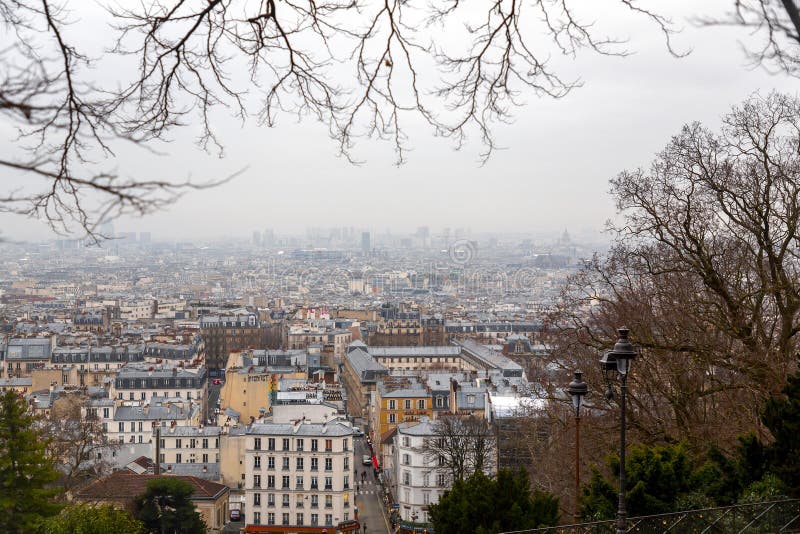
xmin=501 ymin=499 xmax=800 ymax=534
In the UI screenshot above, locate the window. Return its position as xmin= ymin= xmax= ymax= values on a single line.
xmin=439 ymin=455 xmax=446 ymax=466
xmin=253 ymin=512 xmax=261 ymax=525
xmin=267 ymin=494 xmax=275 ymax=507
xmin=436 ymin=396 xmax=444 ymax=407
xmin=282 ymin=438 xmax=290 ymax=451
xmin=268 ymin=456 xmax=275 ymax=469
xmin=311 ymin=495 xmax=319 ymax=508
xmin=437 ymin=473 xmax=447 ymax=486
xmin=404 ymin=400 xmax=411 ymax=410
xmin=282 ymin=475 xmax=290 ymax=489
xmin=267 ymin=475 xmax=275 ymax=489
xmin=253 ymin=474 xmax=261 ymax=488
xmin=202 ymin=453 xmax=208 ymax=463
xmin=176 ymin=439 xmax=182 ymax=448
xmin=296 ymin=457 xmax=304 ymax=470
xmin=118 ymin=422 xmax=124 ymax=432
xmin=423 ymin=491 xmax=431 ymax=504
xmin=190 ymin=438 xmax=196 ymax=448
xmin=467 ymin=394 xmax=476 ymax=405
xmin=402 ymin=436 xmax=410 ymax=447
xmin=282 ymin=513 xmax=289 ymax=525
xmin=344 ymin=457 xmax=349 ymax=470
xmin=325 ymin=439 xmax=332 ymax=452
xmin=253 ymin=493 xmax=261 ymax=506
xmin=296 ymin=475 xmax=304 ymax=489
xmin=267 ymin=438 xmax=275 ymax=451
xmin=103 ymin=408 xmax=109 ymax=418
xmin=403 ymin=471 xmax=410 ymax=485
xmin=389 ymin=413 xmax=396 ymax=423
xmin=344 ymin=493 xmax=349 ymax=508
xmin=325 ymin=514 xmax=333 ymax=526
xmin=325 ymin=495 xmax=332 ymax=509
xmin=202 ymin=438 xmax=208 ymax=448
xmin=311 ymin=439 xmax=318 ymax=452
xmin=311 ymin=458 xmax=318 ymax=471
xmin=267 ymin=512 xmax=275 ymax=525
xmin=389 ymin=400 xmax=396 ymax=410
xmin=130 ymin=422 xmax=135 ymax=432
xmin=325 ymin=458 xmax=333 ymax=471
xmin=282 ymin=457 xmax=290 ymax=470
xmin=254 ymin=456 xmax=261 ymax=469
xmin=311 ymin=476 xmax=318 ymax=490
xmin=282 ymin=494 xmax=290 ymax=508
xmin=343 ymin=438 xmax=349 ymax=451
xmin=129 ymin=392 xmax=134 ymax=400
xmin=418 ymin=399 xmax=425 ymax=409
xmin=297 ymin=513 xmax=304 ymax=526
xmin=296 ymin=438 xmax=304 ymax=451
xmin=311 ymin=513 xmax=319 ymax=525
xmin=176 ymin=453 xmax=182 ymax=463
xmin=344 ymin=475 xmax=350 ymax=489
xmin=324 ymin=477 xmax=333 ymax=490
xmin=254 ymin=438 xmax=262 ymax=451
xmin=402 ymin=454 xmax=410 ymax=465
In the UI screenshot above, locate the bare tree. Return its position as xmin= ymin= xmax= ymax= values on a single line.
xmin=2 ymin=1 xmax=797 ymax=237
xmin=543 ymin=92 xmax=800 ymax=458
xmin=701 ymin=1 xmax=800 ymax=76
xmin=42 ymin=392 xmax=117 ymax=493
xmin=423 ymin=415 xmax=496 ymax=484
xmin=2 ymin=0 xmax=679 ymax=236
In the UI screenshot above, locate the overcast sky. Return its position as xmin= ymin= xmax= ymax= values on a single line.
xmin=0 ymin=0 xmax=790 ymax=243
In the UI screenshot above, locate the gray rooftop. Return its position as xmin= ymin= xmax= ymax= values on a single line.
xmin=247 ymin=421 xmax=355 ymax=437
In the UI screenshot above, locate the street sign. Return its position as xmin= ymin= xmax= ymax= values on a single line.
xmin=392 ymin=503 xmax=400 ymax=509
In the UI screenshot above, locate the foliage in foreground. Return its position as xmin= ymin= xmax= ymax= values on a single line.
xmin=39 ymin=503 xmax=145 ymax=534
xmin=581 ymin=371 xmax=800 ymax=520
xmin=135 ymin=477 xmax=206 ymax=534
xmin=0 ymin=390 xmax=63 ymax=533
xmin=429 ymin=469 xmax=558 ymax=534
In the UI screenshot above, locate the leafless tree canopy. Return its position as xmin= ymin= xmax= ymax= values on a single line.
xmin=41 ymin=393 xmax=117 ymax=493
xmin=422 ymin=415 xmax=496 ymax=484
xmin=543 ymin=92 xmax=800 ymax=455
xmin=1 ymin=1 xmax=797 ymax=237
xmin=701 ymin=0 xmax=800 ymax=75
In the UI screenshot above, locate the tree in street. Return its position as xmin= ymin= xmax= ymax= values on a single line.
xmin=134 ymin=477 xmax=206 ymax=534
xmin=0 ymin=390 xmax=63 ymax=533
xmin=428 ymin=469 xmax=558 ymax=534
xmin=40 ymin=503 xmax=145 ymax=534
xmin=422 ymin=414 xmax=496 ymax=485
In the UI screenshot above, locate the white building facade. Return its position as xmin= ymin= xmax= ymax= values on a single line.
xmin=244 ymin=418 xmax=359 ymax=533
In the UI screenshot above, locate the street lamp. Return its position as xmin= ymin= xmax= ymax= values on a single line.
xmin=598 ymin=327 xmax=638 ymax=534
xmin=566 ymin=370 xmax=588 ymax=523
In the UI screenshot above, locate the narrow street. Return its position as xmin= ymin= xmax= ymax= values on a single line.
xmin=354 ymin=433 xmax=391 ymax=534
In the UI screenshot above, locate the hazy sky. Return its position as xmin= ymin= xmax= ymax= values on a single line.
xmin=0 ymin=0 xmax=790 ymax=242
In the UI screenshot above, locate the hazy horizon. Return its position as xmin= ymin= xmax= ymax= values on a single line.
xmin=0 ymin=0 xmax=787 ymax=242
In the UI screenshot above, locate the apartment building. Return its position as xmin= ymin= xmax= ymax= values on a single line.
xmin=243 ymin=415 xmax=359 ymax=533
xmin=158 ymin=425 xmax=222 ymax=467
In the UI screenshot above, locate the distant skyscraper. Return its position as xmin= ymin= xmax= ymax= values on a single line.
xmin=361 ymin=232 xmax=371 ymax=255
xmin=252 ymin=230 xmax=262 ymax=246
xmin=139 ymin=232 xmax=151 ymax=243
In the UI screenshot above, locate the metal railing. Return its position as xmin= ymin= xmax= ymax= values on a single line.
xmin=501 ymin=499 xmax=800 ymax=534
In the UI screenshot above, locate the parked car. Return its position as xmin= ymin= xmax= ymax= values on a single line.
xmin=362 ymin=454 xmax=372 ymax=465
xmin=230 ymin=509 xmax=241 ymax=521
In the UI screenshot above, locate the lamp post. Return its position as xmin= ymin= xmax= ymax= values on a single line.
xmin=566 ymin=370 xmax=588 ymax=523
xmin=598 ymin=327 xmax=638 ymax=534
